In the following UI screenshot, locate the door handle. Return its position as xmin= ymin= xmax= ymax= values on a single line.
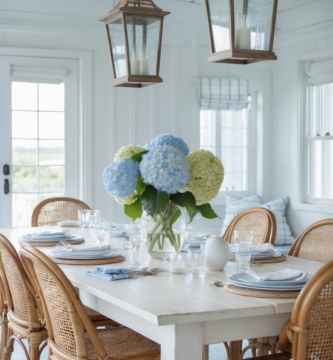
xmin=4 ymin=179 xmax=9 ymax=195
xmin=3 ymin=164 xmax=10 ymax=175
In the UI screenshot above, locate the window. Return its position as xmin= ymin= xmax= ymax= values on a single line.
xmin=306 ymin=82 xmax=333 ymax=203
xmin=200 ymin=106 xmax=253 ymax=192
xmin=11 ymin=81 xmax=65 ymax=227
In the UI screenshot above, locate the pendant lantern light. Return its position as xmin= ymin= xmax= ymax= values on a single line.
xmin=99 ymin=0 xmax=170 ymax=88
xmin=204 ymin=0 xmax=278 ymax=64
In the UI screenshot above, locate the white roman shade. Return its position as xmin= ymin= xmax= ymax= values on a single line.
xmin=10 ymin=65 xmax=67 ymax=84
xmin=305 ymin=59 xmax=333 ymax=86
xmin=198 ymin=78 xmax=250 ymax=111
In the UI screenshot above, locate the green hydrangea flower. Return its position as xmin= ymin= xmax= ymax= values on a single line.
xmin=115 ymin=193 xmax=138 ymax=205
xmin=180 ymin=149 xmax=224 ymax=205
xmin=114 ymin=145 xmax=145 ymax=162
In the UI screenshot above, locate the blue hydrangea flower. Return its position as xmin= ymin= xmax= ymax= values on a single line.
xmin=145 ymin=134 xmax=190 ymax=156
xmin=103 ymin=158 xmax=140 ymax=198
xmin=140 ymin=145 xmax=190 ymax=193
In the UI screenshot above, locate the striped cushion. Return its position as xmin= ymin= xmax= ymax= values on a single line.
xmin=221 ymin=195 xmax=262 ymax=235
xmin=261 ymin=197 xmax=295 ymax=245
xmin=222 ymin=195 xmax=295 ymax=246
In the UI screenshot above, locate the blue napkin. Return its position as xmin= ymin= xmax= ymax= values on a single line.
xmin=87 ymin=267 xmax=135 ymax=281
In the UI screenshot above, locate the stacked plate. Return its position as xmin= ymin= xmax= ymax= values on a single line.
xmin=229 ymin=244 xmax=280 ymax=260
xmin=21 ymin=231 xmax=79 ymax=243
xmin=51 ymin=244 xmax=124 ymax=260
xmin=228 ymin=271 xmax=309 ymax=291
xmin=180 ymin=233 xmax=207 ymax=252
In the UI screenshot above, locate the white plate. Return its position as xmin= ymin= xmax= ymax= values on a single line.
xmin=228 ymin=279 xmax=305 ymax=291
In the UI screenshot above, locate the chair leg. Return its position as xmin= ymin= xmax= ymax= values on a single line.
xmin=203 ymin=345 xmax=209 ymax=360
xmin=228 ymin=340 xmax=242 ymax=360
xmin=1 ymin=312 xmax=9 ymax=360
xmin=29 ymin=346 xmax=40 ymax=360
xmin=256 ymin=337 xmax=269 ymax=356
xmin=4 ymin=328 xmax=14 ymax=360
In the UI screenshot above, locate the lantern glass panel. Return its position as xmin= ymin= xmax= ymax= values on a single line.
xmin=126 ymin=16 xmax=161 ymax=76
xmin=108 ymin=19 xmax=127 ymax=78
xmin=207 ymin=0 xmax=230 ymax=53
xmin=233 ymin=0 xmax=275 ymax=51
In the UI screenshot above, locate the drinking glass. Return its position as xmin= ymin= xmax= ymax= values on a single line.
xmin=96 ymin=219 xmax=108 ymax=242
xmin=78 ymin=210 xmax=91 ymax=237
xmin=169 ymin=253 xmax=187 ymax=274
xmin=122 ymin=236 xmax=132 ymax=255
xmin=236 ymin=252 xmax=251 ymax=273
xmin=127 ymin=224 xmax=146 ymax=269
xmin=87 ymin=210 xmax=100 ymax=242
xmin=234 ymin=230 xmax=253 ymax=252
xmin=187 ymin=245 xmax=206 ymax=277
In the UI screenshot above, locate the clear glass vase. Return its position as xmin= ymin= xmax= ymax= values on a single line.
xmin=144 ymin=202 xmax=186 ymax=259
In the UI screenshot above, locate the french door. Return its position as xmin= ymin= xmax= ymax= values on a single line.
xmin=0 ymin=56 xmax=80 ymax=228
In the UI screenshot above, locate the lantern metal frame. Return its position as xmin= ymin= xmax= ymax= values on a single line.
xmin=99 ymin=0 xmax=170 ymax=88
xmin=204 ymin=0 xmax=278 ymax=65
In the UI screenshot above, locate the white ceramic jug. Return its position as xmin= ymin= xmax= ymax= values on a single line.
xmin=205 ymin=236 xmax=229 ymax=271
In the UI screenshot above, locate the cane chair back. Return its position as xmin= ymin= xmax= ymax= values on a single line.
xmin=275 ymin=260 xmax=333 ymax=360
xmin=223 ymin=208 xmax=277 ymax=246
xmin=31 ymin=197 xmax=90 ymax=227
xmin=20 ymin=245 xmax=109 ymax=359
xmin=288 ymin=219 xmax=333 ymax=262
xmin=0 ymin=234 xmax=40 ymax=329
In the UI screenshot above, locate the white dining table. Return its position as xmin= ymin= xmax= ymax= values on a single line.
xmin=0 ymin=226 xmax=324 ymax=360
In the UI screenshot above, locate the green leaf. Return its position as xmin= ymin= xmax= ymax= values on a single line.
xmin=131 ymin=150 xmax=149 ymax=163
xmin=170 ymin=192 xmax=197 ymax=223
xmin=196 ymin=203 xmax=219 ymax=219
xmin=136 ymin=176 xmax=146 ymax=194
xmin=169 ymin=208 xmax=181 ymax=227
xmin=141 ymin=185 xmax=169 ymax=218
xmin=124 ymin=198 xmax=143 ymax=222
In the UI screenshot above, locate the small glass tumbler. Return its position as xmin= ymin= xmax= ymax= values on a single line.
xmin=234 ymin=230 xmax=253 ymax=252
xmin=169 ymin=253 xmax=187 ymax=274
xmin=187 ymin=248 xmax=205 ymax=277
xmin=122 ymin=236 xmax=132 ymax=255
xmin=236 ymin=252 xmax=251 ymax=273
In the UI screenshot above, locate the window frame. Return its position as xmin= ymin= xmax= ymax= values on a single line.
xmin=202 ymin=91 xmax=259 ymax=206
xmin=305 ymin=81 xmax=333 ymax=206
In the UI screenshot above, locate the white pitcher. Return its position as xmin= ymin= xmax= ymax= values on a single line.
xmin=205 ymin=236 xmax=229 ymax=271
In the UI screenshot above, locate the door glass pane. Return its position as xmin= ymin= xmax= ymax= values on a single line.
xmin=108 ymin=19 xmax=127 ymax=78
xmin=39 ymin=112 xmax=65 ymax=139
xmin=39 ymin=166 xmax=64 ymax=193
xmin=12 ymin=194 xmax=38 ymax=228
xmin=126 ymin=16 xmax=160 ymax=76
xmin=12 ymin=166 xmax=37 ymax=192
xmin=39 ymin=83 xmax=64 ymax=111
xmin=12 ymin=140 xmax=38 ymax=165
xmin=12 ymin=111 xmax=38 ymax=139
xmin=11 ymin=81 xmax=66 ymax=227
xmin=12 ymin=82 xmax=37 ymax=110
xmin=39 ymin=140 xmax=65 ymax=165
xmin=207 ymin=0 xmax=230 ymax=52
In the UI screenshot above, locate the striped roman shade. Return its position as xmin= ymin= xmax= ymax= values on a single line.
xmin=198 ymin=78 xmax=250 ymax=111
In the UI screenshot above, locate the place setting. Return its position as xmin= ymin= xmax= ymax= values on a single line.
xmin=18 ymin=230 xmax=85 ymax=247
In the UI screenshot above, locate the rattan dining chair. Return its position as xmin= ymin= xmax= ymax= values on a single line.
xmin=223 ymin=208 xmax=277 ymax=246
xmin=0 ymin=233 xmax=48 ymax=360
xmin=248 ymin=218 xmax=333 ymax=358
xmin=288 ymin=218 xmax=333 ymax=262
xmin=19 ymin=244 xmax=161 ymax=360
xmin=31 ymin=197 xmax=90 ymax=227
xmin=242 ymin=260 xmax=333 ymax=360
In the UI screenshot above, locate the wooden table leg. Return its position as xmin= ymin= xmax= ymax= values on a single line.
xmin=257 ymin=337 xmax=269 ymax=356
xmin=228 ymin=340 xmax=243 ymax=360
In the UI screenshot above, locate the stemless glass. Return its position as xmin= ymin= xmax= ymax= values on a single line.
xmin=127 ymin=224 xmax=146 ymax=269
xmin=96 ymin=219 xmax=108 ymax=243
xmin=187 ymin=245 xmax=206 ymax=277
xmin=236 ymin=252 xmax=251 ymax=273
xmin=234 ymin=230 xmax=253 ymax=252
xmin=78 ymin=210 xmax=91 ymax=238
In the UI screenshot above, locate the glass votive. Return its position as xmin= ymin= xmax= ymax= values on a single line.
xmin=187 ymin=248 xmax=205 ymax=277
xmin=169 ymin=253 xmax=187 ymax=274
xmin=236 ymin=252 xmax=251 ymax=273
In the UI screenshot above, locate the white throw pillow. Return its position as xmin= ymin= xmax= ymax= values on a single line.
xmin=221 ymin=195 xmax=295 ymax=246
xmin=221 ymin=195 xmax=262 ymax=235
xmin=261 ymin=197 xmax=295 ymax=245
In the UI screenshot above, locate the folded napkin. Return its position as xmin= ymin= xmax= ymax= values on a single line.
xmin=229 ymin=243 xmax=275 ymax=253
xmin=87 ymin=268 xmax=135 ymax=281
xmin=54 ymin=243 xmax=111 ymax=252
xmin=246 ymin=268 xmax=304 ymax=282
xmin=57 ymin=221 xmax=80 ymax=227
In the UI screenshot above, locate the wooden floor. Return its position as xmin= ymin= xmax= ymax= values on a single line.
xmin=0 ymin=326 xmax=253 ymax=360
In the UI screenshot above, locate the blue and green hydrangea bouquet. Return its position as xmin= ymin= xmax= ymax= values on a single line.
xmin=103 ymin=134 xmax=224 ymax=255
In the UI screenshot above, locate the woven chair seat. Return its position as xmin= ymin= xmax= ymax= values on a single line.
xmin=84 ymin=327 xmax=160 ymax=359
xmin=247 ymin=353 xmax=291 ymax=360
xmin=84 ymin=306 xmax=107 ymax=321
